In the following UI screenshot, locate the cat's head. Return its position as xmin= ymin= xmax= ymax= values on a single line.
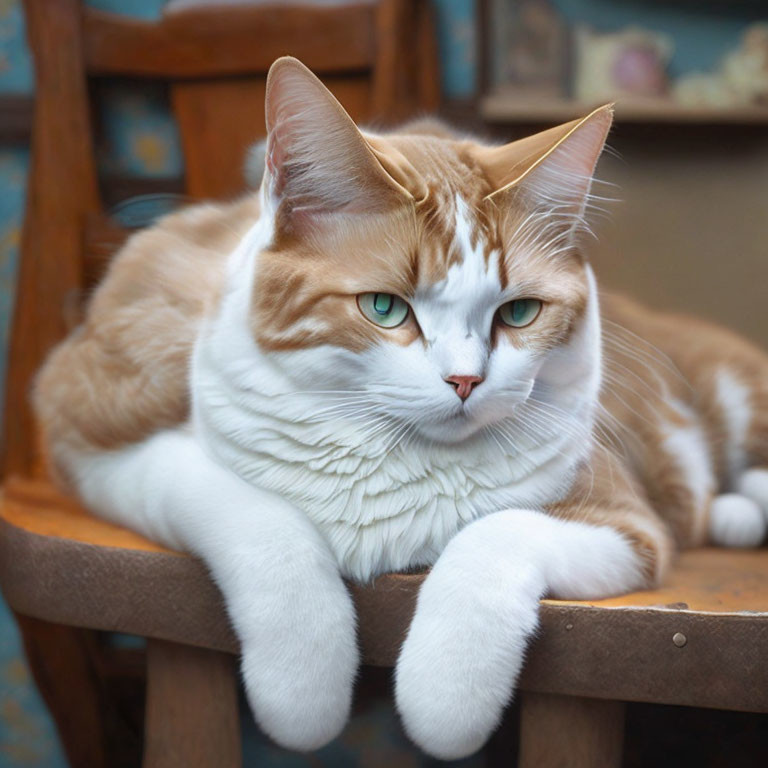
xmin=251 ymin=58 xmax=611 ymax=444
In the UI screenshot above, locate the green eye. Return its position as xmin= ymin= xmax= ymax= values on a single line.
xmin=357 ymin=293 xmax=410 ymax=328
xmin=498 ymin=298 xmax=542 ymax=328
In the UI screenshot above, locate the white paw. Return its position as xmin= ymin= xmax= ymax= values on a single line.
xmin=395 ymin=524 xmax=541 ymax=760
xmin=395 ymin=583 xmax=537 ymax=760
xmin=736 ymin=468 xmax=768 ymax=521
xmin=238 ymin=573 xmax=359 ymax=751
xmin=709 ymin=493 xmax=766 ymax=548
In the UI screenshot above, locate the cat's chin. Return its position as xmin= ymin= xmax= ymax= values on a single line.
xmin=412 ymin=413 xmax=486 ymax=445
xmin=410 ymin=398 xmax=527 ymax=445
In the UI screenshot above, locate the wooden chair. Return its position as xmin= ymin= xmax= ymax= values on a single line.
xmin=1 ymin=1 xmax=767 ymax=766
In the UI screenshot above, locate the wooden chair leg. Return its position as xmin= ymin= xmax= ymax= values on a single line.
xmin=143 ymin=639 xmax=241 ymax=768
xmin=14 ymin=613 xmax=110 ymax=768
xmin=518 ymin=692 xmax=625 ymax=768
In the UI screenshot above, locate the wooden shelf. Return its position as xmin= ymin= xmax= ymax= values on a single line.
xmin=481 ymin=93 xmax=768 ymax=125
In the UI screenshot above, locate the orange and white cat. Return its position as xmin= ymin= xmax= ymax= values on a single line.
xmin=34 ymin=57 xmax=768 ymax=759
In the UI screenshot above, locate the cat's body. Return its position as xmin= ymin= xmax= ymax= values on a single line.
xmin=34 ymin=58 xmax=768 ymax=758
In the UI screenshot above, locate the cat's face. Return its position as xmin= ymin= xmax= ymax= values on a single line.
xmin=252 ymin=58 xmax=609 ymax=444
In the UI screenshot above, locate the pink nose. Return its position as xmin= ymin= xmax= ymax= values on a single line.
xmin=444 ymin=375 xmax=484 ymax=401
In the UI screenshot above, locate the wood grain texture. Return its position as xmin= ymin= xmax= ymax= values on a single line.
xmin=82 ymin=4 xmax=377 ymax=77
xmin=172 ymin=75 xmax=371 ymax=198
xmin=3 ymin=480 xmax=768 ymax=714
xmin=14 ymin=614 xmax=109 ymax=768
xmin=371 ymin=0 xmax=440 ymax=122
xmin=520 ymin=607 xmax=768 ymax=713
xmin=6 ymin=477 xmax=768 ymax=612
xmin=519 ymin=693 xmax=625 ymax=768
xmin=370 ymin=0 xmax=405 ymax=120
xmin=3 ymin=0 xmax=100 ymax=478
xmin=144 ymin=639 xmax=241 ymax=768
xmin=414 ymin=0 xmax=440 ymax=113
xmin=172 ymin=78 xmax=267 ymax=199
xmin=557 ymin=552 xmax=768 ymax=614
xmin=83 ymin=213 xmax=134 ymax=290
xmin=2 ymin=477 xmax=173 ymax=552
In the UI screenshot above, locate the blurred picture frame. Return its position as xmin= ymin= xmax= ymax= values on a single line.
xmin=486 ymin=0 xmax=570 ymax=98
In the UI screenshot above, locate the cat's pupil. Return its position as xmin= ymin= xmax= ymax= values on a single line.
xmin=512 ymin=300 xmax=529 ymax=322
xmin=373 ymin=293 xmax=394 ymax=315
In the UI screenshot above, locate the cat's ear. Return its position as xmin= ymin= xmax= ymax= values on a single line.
xmin=475 ymin=105 xmax=613 ymax=221
xmin=263 ymin=57 xmax=411 ymax=219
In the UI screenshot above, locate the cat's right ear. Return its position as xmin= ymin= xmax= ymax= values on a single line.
xmin=263 ymin=57 xmax=411 ymax=223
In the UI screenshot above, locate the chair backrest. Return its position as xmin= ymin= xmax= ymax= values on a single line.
xmin=2 ymin=0 xmax=439 ymax=478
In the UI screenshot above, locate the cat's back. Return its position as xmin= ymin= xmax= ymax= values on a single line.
xmin=601 ymin=291 xmax=768 ymax=388
xmin=35 ymin=194 xmax=260 ymax=470
xmin=599 ymin=291 xmax=768 ymax=536
xmin=91 ymin=196 xmax=259 ymax=319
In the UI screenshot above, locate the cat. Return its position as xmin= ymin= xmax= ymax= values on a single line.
xmin=34 ymin=56 xmax=768 ymax=760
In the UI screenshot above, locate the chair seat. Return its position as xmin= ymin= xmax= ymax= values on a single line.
xmin=2 ymin=476 xmax=768 ymax=713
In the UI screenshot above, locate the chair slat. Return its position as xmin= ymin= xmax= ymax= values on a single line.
xmin=83 ymin=213 xmax=131 ymax=289
xmin=171 ymin=77 xmax=267 ymax=199
xmin=172 ymin=74 xmax=371 ymax=198
xmin=82 ymin=5 xmax=377 ymax=78
xmin=3 ymin=0 xmax=100 ymax=477
xmin=4 ymin=486 xmax=768 ymax=713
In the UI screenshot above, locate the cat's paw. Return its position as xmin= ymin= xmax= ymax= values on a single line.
xmin=238 ymin=564 xmax=359 ymax=751
xmin=395 ymin=521 xmax=541 ymax=759
xmin=736 ymin=468 xmax=768 ymax=522
xmin=396 ymin=625 xmax=526 ymax=759
xmin=709 ymin=493 xmax=766 ymax=547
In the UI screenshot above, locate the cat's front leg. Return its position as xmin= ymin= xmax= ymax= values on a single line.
xmin=70 ymin=430 xmax=358 ymax=751
xmin=394 ymin=508 xmax=658 ymax=760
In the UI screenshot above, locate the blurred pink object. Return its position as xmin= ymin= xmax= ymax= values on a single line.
xmin=575 ymin=26 xmax=672 ymax=103
xmin=612 ymin=45 xmax=667 ymax=96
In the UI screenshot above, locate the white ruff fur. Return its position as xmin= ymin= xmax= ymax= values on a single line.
xmin=192 ymin=198 xmax=603 ymax=581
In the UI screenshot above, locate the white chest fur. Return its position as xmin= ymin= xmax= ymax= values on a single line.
xmin=193 ymin=361 xmax=585 ymax=580
xmin=192 ymin=321 xmax=596 ymax=580
xmin=190 ymin=218 xmax=601 ymax=581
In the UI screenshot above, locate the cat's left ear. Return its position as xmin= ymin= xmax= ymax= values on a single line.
xmin=263 ymin=57 xmax=412 ymax=220
xmin=474 ymin=105 xmax=613 ymax=219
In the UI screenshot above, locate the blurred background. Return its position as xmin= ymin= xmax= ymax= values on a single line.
xmin=1 ymin=1 xmax=767 ymax=766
